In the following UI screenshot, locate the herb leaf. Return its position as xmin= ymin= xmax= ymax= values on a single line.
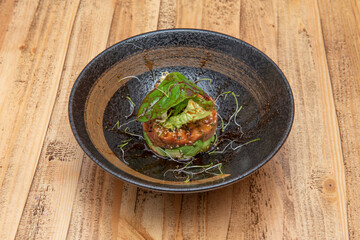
xmin=137 ymin=72 xmax=214 ymax=122
xmin=192 ymin=96 xmax=215 ymax=111
xmin=172 ymin=99 xmax=189 ymax=116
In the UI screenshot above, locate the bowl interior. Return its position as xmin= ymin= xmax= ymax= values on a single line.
xmin=69 ymin=29 xmax=294 ymax=192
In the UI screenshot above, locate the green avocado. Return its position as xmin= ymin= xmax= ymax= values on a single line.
xmin=163 ymin=99 xmax=211 ymax=130
xmin=144 ymin=132 xmax=214 ymax=159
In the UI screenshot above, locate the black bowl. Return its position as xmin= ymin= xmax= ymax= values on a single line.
xmin=69 ymin=29 xmax=294 ymax=193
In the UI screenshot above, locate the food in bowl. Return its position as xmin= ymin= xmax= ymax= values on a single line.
xmin=137 ymin=72 xmax=217 ymax=159
xmin=111 ymin=70 xmax=261 ymax=183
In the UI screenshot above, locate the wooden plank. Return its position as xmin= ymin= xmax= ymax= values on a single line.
xmin=28 ymin=1 xmax=162 ymax=239
xmin=272 ymin=0 xmax=348 ymax=238
xmin=220 ymin=0 xmax=347 ymax=238
xmin=14 ymin=1 xmax=116 ymax=239
xmin=175 ymin=0 xmax=203 ymax=29
xmin=108 ymin=0 xmax=161 ymax=44
xmin=18 ymin=0 xmax=165 ymax=238
xmin=317 ymin=0 xmax=360 ymax=238
xmin=0 ymin=1 xmax=80 ymax=239
xmin=157 ymin=0 xmax=176 ymax=29
xmin=201 ymin=0 xmax=240 ymax=38
xmin=65 ymin=1 xmax=162 ymax=239
xmin=0 ymin=0 xmax=16 ymax=49
xmin=65 ymin=161 xmax=124 ymax=240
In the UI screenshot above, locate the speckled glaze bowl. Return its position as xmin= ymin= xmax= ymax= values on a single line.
xmin=69 ymin=29 xmax=294 ymax=193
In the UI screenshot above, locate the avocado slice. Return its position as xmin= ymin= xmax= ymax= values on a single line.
xmin=144 ymin=132 xmax=214 ymax=159
xmin=163 ymin=99 xmax=211 ymax=130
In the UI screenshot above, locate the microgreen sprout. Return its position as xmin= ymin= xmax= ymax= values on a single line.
xmin=117 ymin=139 xmax=132 ymax=164
xmin=215 ymin=91 xmax=231 ymax=102
xmin=232 ymin=138 xmax=260 ymax=150
xmin=124 ymin=96 xmax=135 ymax=118
xmin=222 ymin=92 xmax=242 ymax=131
xmin=118 ymin=75 xmax=141 ymax=84
xmin=118 ymin=141 xmax=130 ymax=149
xmin=217 ymin=113 xmax=226 ymax=132
xmin=124 ymin=127 xmax=144 ymax=139
xmin=164 ymin=161 xmax=224 ymax=182
xmin=126 ymin=96 xmax=135 ymax=106
xmin=213 ymin=132 xmax=219 ymax=146
xmin=184 ymin=175 xmax=190 ymax=183
xmin=204 ymin=163 xmax=223 ymax=174
xmin=209 ymin=140 xmax=235 ymax=154
xmin=112 ymin=121 xmax=120 ymax=130
xmin=194 ymin=78 xmax=213 ymax=88
xmin=116 ymin=118 xmax=137 ymax=130
xmin=157 ymin=147 xmax=191 ymax=163
xmin=218 ymin=163 xmax=224 ymax=175
xmin=215 ymin=91 xmax=244 ymax=132
xmin=209 ymin=138 xmax=260 ymax=154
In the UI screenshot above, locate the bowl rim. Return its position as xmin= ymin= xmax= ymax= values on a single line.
xmin=68 ymin=28 xmax=294 ymax=193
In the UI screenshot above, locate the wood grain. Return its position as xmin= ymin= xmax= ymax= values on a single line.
xmin=0 ymin=0 xmax=358 ymax=239
xmin=0 ymin=1 xmax=79 ymax=239
xmin=0 ymin=0 xmax=15 ymax=49
xmin=14 ymin=1 xmax=116 ymax=239
xmin=317 ymin=0 xmax=360 ymax=238
xmin=274 ymin=1 xmax=348 ymax=238
xmin=157 ymin=0 xmax=176 ymax=29
xmin=16 ymin=0 xmax=162 ymax=239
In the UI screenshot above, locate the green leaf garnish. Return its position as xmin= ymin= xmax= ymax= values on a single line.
xmin=192 ymin=96 xmax=215 ymax=111
xmin=137 ymin=72 xmax=215 ymax=122
xmin=171 ymin=99 xmax=189 ymax=116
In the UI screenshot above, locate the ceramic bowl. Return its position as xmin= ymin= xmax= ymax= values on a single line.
xmin=69 ymin=29 xmax=294 ymax=193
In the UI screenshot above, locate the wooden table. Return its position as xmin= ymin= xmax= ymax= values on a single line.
xmin=1 ymin=0 xmax=359 ymax=239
